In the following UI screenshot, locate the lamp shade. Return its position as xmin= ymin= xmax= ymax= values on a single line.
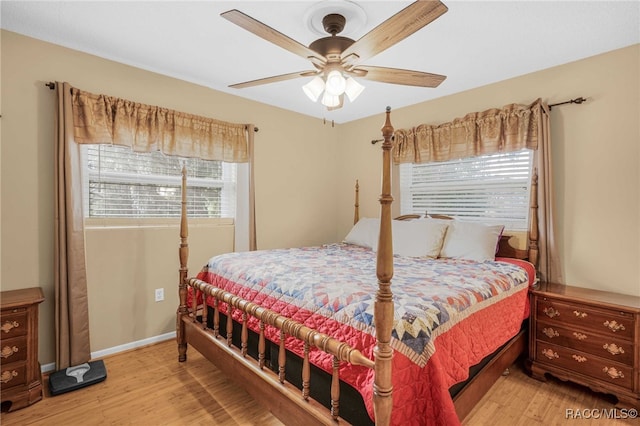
xmin=344 ymin=77 xmax=365 ymax=102
xmin=321 ymin=91 xmax=341 ymax=108
xmin=324 ymin=70 xmax=346 ymax=96
xmin=302 ymin=76 xmax=324 ymax=102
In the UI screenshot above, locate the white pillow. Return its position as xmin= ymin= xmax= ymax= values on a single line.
xmin=439 ymin=221 xmax=504 ymax=262
xmin=344 ymin=218 xmax=379 ymax=248
xmin=392 ymin=219 xmax=449 ymax=257
xmin=365 ymin=218 xmax=449 ymax=257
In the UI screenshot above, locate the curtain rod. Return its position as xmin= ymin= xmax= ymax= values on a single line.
xmin=371 ymin=96 xmax=587 ymax=143
xmin=549 ymin=97 xmax=586 ymax=110
xmin=44 ymin=81 xmax=259 ymax=132
xmin=371 ymin=136 xmax=394 ymax=145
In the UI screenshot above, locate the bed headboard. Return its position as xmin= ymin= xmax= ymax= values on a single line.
xmin=352 ymin=170 xmax=539 ymax=268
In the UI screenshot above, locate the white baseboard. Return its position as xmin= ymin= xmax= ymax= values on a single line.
xmin=41 ymin=362 xmax=57 ymax=373
xmin=41 ymin=331 xmax=176 ymax=373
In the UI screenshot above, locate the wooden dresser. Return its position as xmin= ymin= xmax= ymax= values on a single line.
xmin=1 ymin=287 xmax=45 ymax=412
xmin=528 ymin=282 xmax=639 ymax=408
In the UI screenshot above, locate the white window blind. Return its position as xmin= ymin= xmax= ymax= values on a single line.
xmin=82 ymin=144 xmax=236 ymax=218
xmin=399 ymin=150 xmax=533 ymax=230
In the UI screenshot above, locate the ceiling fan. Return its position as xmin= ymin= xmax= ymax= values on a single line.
xmin=221 ymin=0 xmax=448 ymax=111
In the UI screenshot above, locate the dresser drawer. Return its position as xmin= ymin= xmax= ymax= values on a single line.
xmin=0 ymin=310 xmax=28 ymax=339
xmin=0 ymin=336 xmax=28 ymax=365
xmin=536 ymin=341 xmax=633 ymax=390
xmin=536 ymin=299 xmax=634 ymax=340
xmin=0 ymin=362 xmax=27 ymax=390
xmin=536 ymin=321 xmax=634 ymax=365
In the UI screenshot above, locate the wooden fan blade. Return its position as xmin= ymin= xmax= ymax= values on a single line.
xmin=342 ymin=1 xmax=448 ymax=67
xmin=221 ymin=9 xmax=327 ymax=64
xmin=229 ymin=71 xmax=317 ymax=89
xmin=357 ymin=66 xmax=446 ymax=87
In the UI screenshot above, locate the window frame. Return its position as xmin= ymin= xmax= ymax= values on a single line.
xmin=80 ymin=144 xmax=237 ymax=222
xmin=398 ymin=149 xmax=534 ymax=231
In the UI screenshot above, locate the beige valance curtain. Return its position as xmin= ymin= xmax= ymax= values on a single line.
xmin=55 ymin=82 xmax=254 ymax=368
xmin=392 ymin=98 xmax=562 ymax=283
xmin=70 ymin=87 xmax=249 ymax=162
xmin=393 ymin=99 xmax=544 ymax=164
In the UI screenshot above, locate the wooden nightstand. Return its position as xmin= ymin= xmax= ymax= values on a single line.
xmin=1 ymin=287 xmax=45 ymax=412
xmin=527 ymin=282 xmax=639 ymax=408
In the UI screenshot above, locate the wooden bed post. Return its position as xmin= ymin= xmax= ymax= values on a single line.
xmin=373 ymin=107 xmax=394 ymax=426
xmin=354 ymin=180 xmax=360 ymax=225
xmin=177 ymin=166 xmax=189 ymax=362
xmin=528 ymin=169 xmax=539 ymax=270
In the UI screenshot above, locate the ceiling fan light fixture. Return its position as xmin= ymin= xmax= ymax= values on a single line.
xmin=321 ymin=91 xmax=341 ymax=108
xmin=325 ymin=70 xmax=346 ymax=96
xmin=344 ymin=76 xmax=365 ymax=102
xmin=223 ymin=2 xmax=449 ymax=113
xmin=302 ymin=76 xmax=325 ymax=102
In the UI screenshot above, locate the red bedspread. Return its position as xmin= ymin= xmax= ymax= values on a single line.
xmin=189 ymin=245 xmax=534 ymax=425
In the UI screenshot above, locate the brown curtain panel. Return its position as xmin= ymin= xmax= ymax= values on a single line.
xmin=54 ymin=83 xmax=254 ymax=368
xmin=393 ymin=98 xmax=562 ymax=283
xmin=55 ymin=82 xmax=91 ymax=368
xmin=535 ymin=103 xmax=563 ymax=283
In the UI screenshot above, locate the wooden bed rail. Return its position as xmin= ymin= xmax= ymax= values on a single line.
xmin=184 ymin=277 xmax=374 ymax=422
xmin=187 ymin=278 xmax=375 ymax=370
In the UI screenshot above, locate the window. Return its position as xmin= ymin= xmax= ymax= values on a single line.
xmin=82 ymin=144 xmax=236 ymax=219
xmin=399 ymin=150 xmax=533 ymax=230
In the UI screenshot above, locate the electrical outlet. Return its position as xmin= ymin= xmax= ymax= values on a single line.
xmin=155 ymin=288 xmax=164 ymax=302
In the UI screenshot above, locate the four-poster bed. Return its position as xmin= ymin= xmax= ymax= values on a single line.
xmin=176 ymin=108 xmax=540 ymax=425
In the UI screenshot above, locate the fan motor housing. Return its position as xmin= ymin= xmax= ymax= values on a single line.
xmin=322 ymin=13 xmax=346 ymax=35
xmin=309 ymin=36 xmax=355 ymax=61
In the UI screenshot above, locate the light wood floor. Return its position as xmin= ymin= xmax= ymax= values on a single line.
xmin=1 ymin=339 xmax=636 ymax=425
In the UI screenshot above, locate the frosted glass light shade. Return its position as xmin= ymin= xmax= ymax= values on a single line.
xmin=344 ymin=77 xmax=365 ymax=102
xmin=321 ymin=91 xmax=341 ymax=108
xmin=325 ymin=70 xmax=346 ymax=96
xmin=302 ymin=76 xmax=324 ymax=102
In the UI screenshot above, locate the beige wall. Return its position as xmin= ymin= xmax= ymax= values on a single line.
xmin=1 ymin=30 xmax=339 ymax=364
xmin=84 ymin=221 xmax=235 ymax=350
xmin=2 ymin=30 xmax=638 ymax=367
xmin=337 ymin=44 xmax=640 ymax=298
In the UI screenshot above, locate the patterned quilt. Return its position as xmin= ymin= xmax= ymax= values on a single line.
xmin=192 ymin=243 xmax=534 ymax=425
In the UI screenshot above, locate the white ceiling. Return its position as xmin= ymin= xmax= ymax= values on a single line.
xmin=2 ymin=1 xmax=639 ymax=123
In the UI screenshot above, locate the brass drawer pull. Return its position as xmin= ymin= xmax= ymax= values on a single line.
xmin=543 ymin=327 xmax=559 ymax=338
xmin=573 ymin=310 xmax=587 ymax=318
xmin=602 ymin=366 xmax=624 ymax=379
xmin=543 ymin=306 xmax=560 ymax=318
xmin=1 ymin=320 xmax=20 ymax=334
xmin=602 ymin=343 xmax=624 ymax=355
xmin=572 ymin=332 xmax=587 ymax=341
xmin=542 ymin=348 xmax=559 ymax=360
xmin=603 ymin=320 xmax=625 ymax=332
xmin=572 ymin=354 xmax=587 ymax=363
xmin=0 ymin=370 xmax=18 ymax=384
xmin=0 ymin=345 xmax=19 ymax=359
